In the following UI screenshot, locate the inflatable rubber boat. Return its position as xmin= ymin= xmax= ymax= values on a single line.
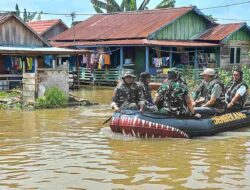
xmin=110 ymin=110 xmax=250 ymax=138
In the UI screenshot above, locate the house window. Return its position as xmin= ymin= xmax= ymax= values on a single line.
xmin=230 ymin=47 xmax=241 ymax=64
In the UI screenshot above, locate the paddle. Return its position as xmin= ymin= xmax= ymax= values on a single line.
xmin=103 ymin=115 xmax=114 ymax=125
xmin=102 ymin=97 xmax=130 ymax=125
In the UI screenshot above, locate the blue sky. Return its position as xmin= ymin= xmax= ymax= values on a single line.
xmin=0 ymin=0 xmax=249 ymax=26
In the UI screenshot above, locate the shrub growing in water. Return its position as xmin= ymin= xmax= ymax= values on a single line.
xmin=36 ymin=87 xmax=68 ymax=108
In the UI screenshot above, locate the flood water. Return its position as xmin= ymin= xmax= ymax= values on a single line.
xmin=0 ymin=86 xmax=250 ymax=190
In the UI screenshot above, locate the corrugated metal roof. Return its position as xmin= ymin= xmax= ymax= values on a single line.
xmin=198 ymin=23 xmax=245 ymax=41
xmin=27 ymin=19 xmax=68 ymax=35
xmin=51 ymin=7 xmax=194 ymax=41
xmin=51 ymin=39 xmax=220 ymax=47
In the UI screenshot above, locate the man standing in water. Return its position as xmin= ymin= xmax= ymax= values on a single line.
xmin=111 ymin=71 xmax=144 ymax=112
xmin=225 ymin=68 xmax=248 ymax=112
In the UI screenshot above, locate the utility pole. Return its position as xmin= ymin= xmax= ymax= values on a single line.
xmin=70 ymin=12 xmax=79 ymax=88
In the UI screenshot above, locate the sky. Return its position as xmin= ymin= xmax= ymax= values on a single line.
xmin=0 ymin=0 xmax=249 ymax=27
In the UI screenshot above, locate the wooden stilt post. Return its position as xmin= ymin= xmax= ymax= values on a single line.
xmin=145 ymin=46 xmax=149 ymax=72
xmin=194 ymin=48 xmax=198 ymax=80
xmin=170 ymin=47 xmax=173 ymax=68
xmin=120 ymin=47 xmax=123 ymax=78
xmin=76 ymin=55 xmax=80 ymax=88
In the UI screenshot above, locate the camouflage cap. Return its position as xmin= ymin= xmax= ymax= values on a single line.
xmin=122 ymin=71 xmax=136 ymax=79
xmin=167 ymin=68 xmax=179 ymax=80
xmin=139 ymin=72 xmax=151 ymax=79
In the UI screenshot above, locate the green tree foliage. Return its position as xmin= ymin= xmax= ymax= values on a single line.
xmin=15 ymin=4 xmax=20 ymax=16
xmin=155 ymin=0 xmax=175 ymax=8
xmin=206 ymin=14 xmax=217 ymax=22
xmin=218 ymin=65 xmax=250 ymax=87
xmin=36 ymin=11 xmax=43 ymax=21
xmin=15 ymin=4 xmax=42 ymax=22
xmin=91 ymin=0 xmax=175 ymax=13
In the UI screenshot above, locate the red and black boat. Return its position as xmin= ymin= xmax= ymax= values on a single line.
xmin=110 ymin=110 xmax=250 ymax=138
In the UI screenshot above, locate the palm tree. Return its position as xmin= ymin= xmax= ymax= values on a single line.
xmin=91 ymin=0 xmax=175 ymax=13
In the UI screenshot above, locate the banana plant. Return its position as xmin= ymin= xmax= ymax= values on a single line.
xmin=90 ymin=0 xmax=175 ymax=13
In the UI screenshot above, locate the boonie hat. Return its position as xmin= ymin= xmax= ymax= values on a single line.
xmin=200 ymin=68 xmax=216 ymax=76
xmin=122 ymin=71 xmax=136 ymax=79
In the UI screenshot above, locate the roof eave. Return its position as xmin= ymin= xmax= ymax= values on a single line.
xmin=0 ymin=13 xmax=12 ymax=25
xmin=147 ymin=6 xmax=215 ymax=40
xmin=193 ymin=6 xmax=217 ymax=25
xmin=40 ymin=19 xmax=69 ymax=36
xmin=221 ymin=23 xmax=247 ymax=43
xmin=12 ymin=14 xmax=50 ymax=46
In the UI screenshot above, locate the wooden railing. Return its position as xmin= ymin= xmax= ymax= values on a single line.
xmin=73 ymin=67 xmax=221 ymax=86
xmin=153 ymin=68 xmax=220 ymax=83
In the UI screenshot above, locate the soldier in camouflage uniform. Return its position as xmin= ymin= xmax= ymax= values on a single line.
xmin=162 ymin=68 xmax=187 ymax=85
xmin=139 ymin=72 xmax=158 ymax=112
xmin=154 ymin=69 xmax=200 ymax=118
xmin=111 ymin=71 xmax=145 ymax=112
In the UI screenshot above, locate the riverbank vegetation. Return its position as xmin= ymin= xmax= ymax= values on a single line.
xmin=0 ymin=90 xmax=22 ymax=110
xmin=182 ymin=65 xmax=250 ymax=90
xmin=0 ymin=87 xmax=97 ymax=110
xmin=36 ymin=87 xmax=68 ymax=109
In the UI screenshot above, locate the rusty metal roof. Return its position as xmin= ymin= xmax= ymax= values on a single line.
xmin=51 ymin=39 xmax=220 ymax=48
xmin=198 ymin=23 xmax=245 ymax=41
xmin=27 ymin=19 xmax=68 ymax=35
xmin=51 ymin=7 xmax=194 ymax=41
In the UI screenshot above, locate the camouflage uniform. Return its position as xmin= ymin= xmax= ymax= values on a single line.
xmin=139 ymin=82 xmax=153 ymax=104
xmin=163 ymin=70 xmax=187 ymax=85
xmin=111 ymin=81 xmax=145 ymax=110
xmin=157 ymin=80 xmax=189 ymax=116
xmin=139 ymin=82 xmax=158 ymax=112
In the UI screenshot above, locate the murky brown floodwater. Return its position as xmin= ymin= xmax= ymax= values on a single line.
xmin=1 ymin=86 xmax=250 ymax=190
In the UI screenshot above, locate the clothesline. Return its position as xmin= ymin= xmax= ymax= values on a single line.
xmin=91 ymin=48 xmax=121 ymax=55
xmin=151 ymin=47 xmax=204 ymax=54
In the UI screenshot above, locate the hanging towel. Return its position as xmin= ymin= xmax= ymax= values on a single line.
xmin=19 ymin=58 xmax=23 ymax=70
xmin=99 ymin=54 xmax=104 ymax=66
xmin=104 ymin=54 xmax=111 ymax=65
xmin=82 ymin=55 xmax=87 ymax=64
xmin=90 ymin=53 xmax=95 ymax=65
xmin=98 ymin=62 xmax=102 ymax=69
xmin=158 ymin=58 xmax=163 ymax=67
xmin=28 ymin=57 xmax=33 ymax=70
xmin=152 ymin=58 xmax=158 ymax=67
xmin=14 ymin=57 xmax=19 ymax=70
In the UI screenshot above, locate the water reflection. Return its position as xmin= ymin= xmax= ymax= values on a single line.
xmin=0 ymin=87 xmax=249 ymax=189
